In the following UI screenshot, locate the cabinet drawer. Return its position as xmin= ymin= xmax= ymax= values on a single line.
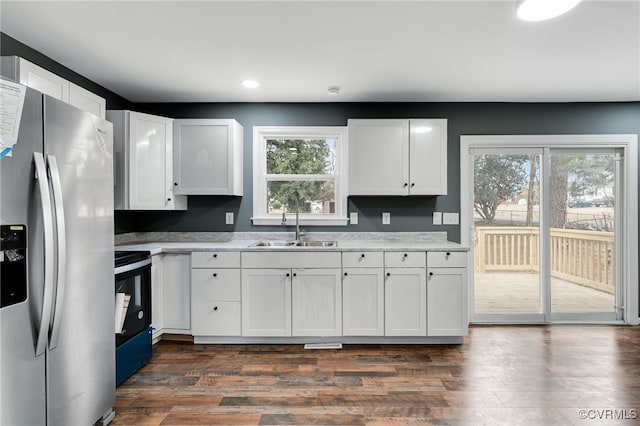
xmin=192 ymin=300 xmax=241 ymax=336
xmin=342 ymin=251 xmax=383 ymax=268
xmin=191 ymin=269 xmax=241 ymax=300
xmin=242 ymin=251 xmax=341 ymax=269
xmin=192 ymin=251 xmax=240 ymax=268
xmin=384 ymin=251 xmax=425 ymax=268
xmin=427 ymin=251 xmax=468 ymax=268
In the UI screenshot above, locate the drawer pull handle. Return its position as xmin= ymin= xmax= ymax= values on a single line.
xmin=293 ymin=273 xmax=297 ymax=277
xmin=386 ymin=272 xmax=391 ymax=277
xmin=429 ymin=272 xmax=434 ymax=277
xmin=344 ymin=272 xmax=348 ymax=276
xmin=213 ymin=306 xmax=218 ymax=311
xmin=361 ymin=253 xmax=365 ymax=258
xmin=286 ymin=273 xmax=290 ymax=277
xmin=213 ymin=254 xmax=218 ymax=258
xmin=213 ymin=273 xmax=217 ymax=277
xmin=446 ymin=252 xmax=451 ymax=257
xmin=403 ymin=253 xmax=408 ymax=258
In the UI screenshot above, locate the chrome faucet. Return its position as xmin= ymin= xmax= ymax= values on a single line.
xmin=281 ymin=194 xmax=305 ymax=241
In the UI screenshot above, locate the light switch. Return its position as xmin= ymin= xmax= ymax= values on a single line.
xmin=443 ymin=212 xmax=459 ymax=225
xmin=382 ymin=212 xmax=391 ymax=225
xmin=433 ymin=212 xmax=442 ymax=225
xmin=225 ymin=212 xmax=234 ymax=225
xmin=350 ymin=212 xmax=359 ymax=225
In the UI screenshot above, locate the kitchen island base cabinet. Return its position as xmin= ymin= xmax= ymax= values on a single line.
xmin=241 ymin=269 xmax=292 ymax=337
xmin=384 ymin=268 xmax=426 ymax=336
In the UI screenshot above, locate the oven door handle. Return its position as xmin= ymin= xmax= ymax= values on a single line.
xmin=115 ymin=257 xmax=152 ymax=275
xmin=47 ymin=155 xmax=66 ymax=350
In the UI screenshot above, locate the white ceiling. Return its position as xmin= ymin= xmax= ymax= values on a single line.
xmin=1 ymin=0 xmax=639 ymax=103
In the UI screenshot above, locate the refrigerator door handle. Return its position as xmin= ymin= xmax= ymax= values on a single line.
xmin=47 ymin=155 xmax=66 ymax=350
xmin=33 ymin=152 xmax=55 ymax=357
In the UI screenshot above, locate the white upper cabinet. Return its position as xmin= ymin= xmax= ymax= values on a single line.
xmin=2 ymin=56 xmax=106 ymax=118
xmin=16 ymin=57 xmax=69 ymax=102
xmin=348 ymin=119 xmax=447 ymax=196
xmin=69 ymin=82 xmax=106 ymax=118
xmin=107 ymin=110 xmax=187 ymax=210
xmin=173 ymin=119 xmax=243 ymax=195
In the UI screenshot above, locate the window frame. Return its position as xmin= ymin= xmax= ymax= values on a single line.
xmin=251 ymin=126 xmax=349 ymax=226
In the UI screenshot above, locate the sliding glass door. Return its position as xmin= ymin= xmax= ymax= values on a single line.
xmin=469 ymin=144 xmax=623 ymax=323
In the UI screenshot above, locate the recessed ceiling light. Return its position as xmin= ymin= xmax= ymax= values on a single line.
xmin=241 ymin=80 xmax=259 ymax=89
xmin=517 ymin=0 xmax=582 ymax=22
xmin=328 ymin=86 xmax=341 ymax=96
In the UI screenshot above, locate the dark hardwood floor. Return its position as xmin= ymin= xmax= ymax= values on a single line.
xmin=112 ymin=326 xmax=640 ymax=425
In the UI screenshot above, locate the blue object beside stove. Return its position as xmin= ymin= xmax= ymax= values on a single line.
xmin=116 ymin=326 xmax=152 ymax=387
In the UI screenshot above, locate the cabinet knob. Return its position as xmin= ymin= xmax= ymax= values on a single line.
xmin=286 ymin=273 xmax=290 ymax=277
xmin=213 ymin=273 xmax=217 ymax=277
xmin=429 ymin=272 xmax=434 ymax=277
xmin=446 ymin=252 xmax=451 ymax=257
xmin=213 ymin=306 xmax=218 ymax=311
xmin=213 ymin=254 xmax=218 ymax=258
xmin=167 ymin=198 xmax=172 ymax=202
xmin=344 ymin=272 xmax=348 ymax=276
xmin=293 ymin=273 xmax=297 ymax=277
xmin=361 ymin=253 xmax=365 ymax=258
xmin=386 ymin=272 xmax=391 ymax=277
xmin=411 ymin=183 xmax=415 ymax=187
xmin=403 ymin=183 xmax=408 ymax=187
xmin=174 ymin=182 xmax=178 ymax=186
xmin=403 ymin=253 xmax=408 ymax=258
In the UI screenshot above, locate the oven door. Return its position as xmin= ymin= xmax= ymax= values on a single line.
xmin=115 ymin=258 xmax=151 ymax=347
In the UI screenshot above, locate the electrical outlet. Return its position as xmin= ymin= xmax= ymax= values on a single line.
xmin=225 ymin=212 xmax=234 ymax=225
xmin=433 ymin=212 xmax=442 ymax=225
xmin=443 ymin=212 xmax=459 ymax=225
xmin=350 ymin=212 xmax=359 ymax=225
xmin=382 ymin=212 xmax=391 ymax=225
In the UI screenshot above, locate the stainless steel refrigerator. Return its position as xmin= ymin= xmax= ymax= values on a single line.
xmin=0 ymin=83 xmax=116 ymax=425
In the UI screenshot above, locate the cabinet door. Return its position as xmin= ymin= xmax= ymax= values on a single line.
xmin=18 ymin=57 xmax=69 ymax=102
xmin=150 ymin=254 xmax=164 ymax=338
xmin=348 ymin=119 xmax=409 ymax=195
xmin=427 ymin=268 xmax=468 ymax=336
xmin=162 ymin=254 xmax=191 ymax=330
xmin=409 ymin=119 xmax=447 ymax=195
xmin=173 ymin=119 xmax=243 ymax=195
xmin=128 ymin=112 xmax=177 ymax=210
xmin=384 ymin=268 xmax=426 ymax=336
xmin=241 ymin=269 xmax=291 ymax=336
xmin=292 ymin=269 xmax=342 ymax=336
xmin=192 ymin=300 xmax=241 ymax=336
xmin=69 ymin=82 xmax=106 ymax=118
xmin=342 ymin=268 xmax=384 ymax=336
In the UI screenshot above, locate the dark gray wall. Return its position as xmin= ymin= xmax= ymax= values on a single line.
xmin=119 ymin=102 xmax=640 ymax=243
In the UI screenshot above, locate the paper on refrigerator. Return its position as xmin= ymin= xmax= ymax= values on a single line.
xmin=0 ymin=80 xmax=26 ymax=158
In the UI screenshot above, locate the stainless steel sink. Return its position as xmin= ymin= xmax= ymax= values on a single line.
xmin=293 ymin=240 xmax=337 ymax=247
xmin=249 ymin=240 xmax=296 ymax=247
xmin=249 ymin=240 xmax=337 ymax=248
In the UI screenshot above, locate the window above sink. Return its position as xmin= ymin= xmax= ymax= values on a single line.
xmin=251 ymin=126 xmax=349 ymax=226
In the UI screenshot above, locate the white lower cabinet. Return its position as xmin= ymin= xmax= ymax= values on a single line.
xmin=150 ymin=254 xmax=164 ymax=340
xmin=241 ymin=269 xmax=292 ymax=336
xmin=427 ymin=252 xmax=468 ymax=336
xmin=384 ymin=268 xmax=427 ymax=336
xmin=161 ymin=254 xmax=191 ymax=331
xmin=342 ymin=268 xmax=384 ymax=336
xmin=191 ymin=252 xmax=241 ymax=336
xmin=292 ymin=269 xmax=342 ymax=337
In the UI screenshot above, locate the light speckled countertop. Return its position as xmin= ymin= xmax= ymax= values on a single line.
xmin=116 ymin=232 xmax=468 ymax=255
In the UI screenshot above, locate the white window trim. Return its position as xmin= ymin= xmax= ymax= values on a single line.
xmin=251 ymin=126 xmax=349 ymax=226
xmin=460 ymin=134 xmax=639 ymax=325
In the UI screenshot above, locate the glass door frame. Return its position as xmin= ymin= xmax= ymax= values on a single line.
xmin=460 ymin=135 xmax=638 ymax=325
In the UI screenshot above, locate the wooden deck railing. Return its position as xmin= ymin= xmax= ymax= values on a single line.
xmin=475 ymin=226 xmax=615 ymax=294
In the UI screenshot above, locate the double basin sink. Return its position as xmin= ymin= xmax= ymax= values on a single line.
xmin=249 ymin=240 xmax=337 ymax=248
